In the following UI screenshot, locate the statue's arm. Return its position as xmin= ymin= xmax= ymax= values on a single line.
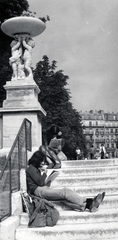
xmin=12 ymin=41 xmax=21 ymax=51
xmin=22 ymin=40 xmax=31 ymax=50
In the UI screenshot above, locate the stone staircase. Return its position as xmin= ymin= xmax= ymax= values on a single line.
xmin=15 ymin=159 xmax=118 ymax=240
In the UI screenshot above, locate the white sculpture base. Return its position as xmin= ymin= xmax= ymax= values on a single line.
xmin=0 ymin=79 xmax=46 ymax=150
xmin=3 ymin=79 xmax=42 ymax=110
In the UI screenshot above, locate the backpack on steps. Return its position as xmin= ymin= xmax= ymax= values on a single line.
xmin=28 ymin=196 xmax=59 ymax=227
xmin=21 ymin=190 xmax=59 ymax=227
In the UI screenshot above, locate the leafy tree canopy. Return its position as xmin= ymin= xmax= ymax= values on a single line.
xmin=34 ymin=55 xmax=87 ymax=159
xmin=0 ymin=0 xmax=29 ymax=22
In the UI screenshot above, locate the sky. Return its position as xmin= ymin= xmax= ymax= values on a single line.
xmin=28 ymin=0 xmax=118 ymax=113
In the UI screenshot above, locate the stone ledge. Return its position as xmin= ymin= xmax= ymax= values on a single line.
xmin=15 ymin=222 xmax=118 ymax=240
xmin=0 ymin=216 xmax=19 ymax=240
xmin=0 ymin=106 xmax=46 ymax=116
xmin=12 ymin=191 xmax=23 ymax=216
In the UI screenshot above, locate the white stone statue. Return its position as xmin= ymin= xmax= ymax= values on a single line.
xmin=9 ymin=34 xmax=35 ymax=80
xmin=9 ymin=35 xmax=24 ymax=80
xmin=22 ymin=37 xmax=35 ymax=78
xmin=1 ymin=16 xmax=46 ymax=81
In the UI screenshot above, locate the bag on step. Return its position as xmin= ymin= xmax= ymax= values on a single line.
xmin=29 ymin=211 xmax=46 ymax=228
xmin=28 ymin=196 xmax=59 ymax=228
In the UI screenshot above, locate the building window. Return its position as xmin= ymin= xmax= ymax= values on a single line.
xmin=101 ymin=129 xmax=104 ymax=136
xmin=97 ymin=143 xmax=99 ymax=149
xmin=90 ymin=135 xmax=92 ymax=141
xmin=96 ymin=121 xmax=98 ymax=126
xmin=116 ymin=140 xmax=118 ymax=148
xmin=111 ymin=143 xmax=114 ymax=148
xmin=111 ymin=129 xmax=113 ymax=133
xmin=95 ymin=129 xmax=99 ymax=137
xmin=107 ymin=143 xmax=109 ymax=148
xmin=89 ymin=121 xmax=92 ymax=126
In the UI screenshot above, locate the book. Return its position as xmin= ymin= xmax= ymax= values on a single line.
xmin=45 ymin=170 xmax=60 ymax=185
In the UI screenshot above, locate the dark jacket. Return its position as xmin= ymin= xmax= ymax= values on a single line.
xmin=26 ymin=164 xmax=47 ymax=194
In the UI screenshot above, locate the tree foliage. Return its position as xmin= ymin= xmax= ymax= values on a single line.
xmin=34 ymin=55 xmax=87 ymax=159
xmin=0 ymin=0 xmax=29 ymax=22
xmin=0 ymin=0 xmax=29 ymax=106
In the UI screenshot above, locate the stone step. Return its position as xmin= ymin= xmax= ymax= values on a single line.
xmin=20 ymin=208 xmax=118 ymax=226
xmin=51 ymin=184 xmax=118 ymax=196
xmin=69 ymin=238 xmax=118 ymax=240
xmin=52 ymin=195 xmax=118 ymax=210
xmin=61 ymin=159 xmax=118 ymax=168
xmin=51 ymin=174 xmax=118 ymax=187
xmin=15 ymin=222 xmax=118 ymax=240
xmin=19 ymin=195 xmax=118 ymax=220
xmin=15 ymin=159 xmax=118 ymax=240
xmin=69 ymin=239 xmax=118 ymax=240
xmin=59 ymin=166 xmax=118 ymax=176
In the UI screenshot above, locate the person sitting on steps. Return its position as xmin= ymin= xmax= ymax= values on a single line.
xmin=39 ymin=124 xmax=62 ymax=169
xmin=26 ymin=150 xmax=105 ymax=212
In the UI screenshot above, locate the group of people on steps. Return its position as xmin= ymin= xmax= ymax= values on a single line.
xmin=90 ymin=143 xmax=106 ymax=160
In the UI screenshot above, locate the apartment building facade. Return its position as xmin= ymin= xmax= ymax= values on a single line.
xmin=80 ymin=110 xmax=118 ymax=158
